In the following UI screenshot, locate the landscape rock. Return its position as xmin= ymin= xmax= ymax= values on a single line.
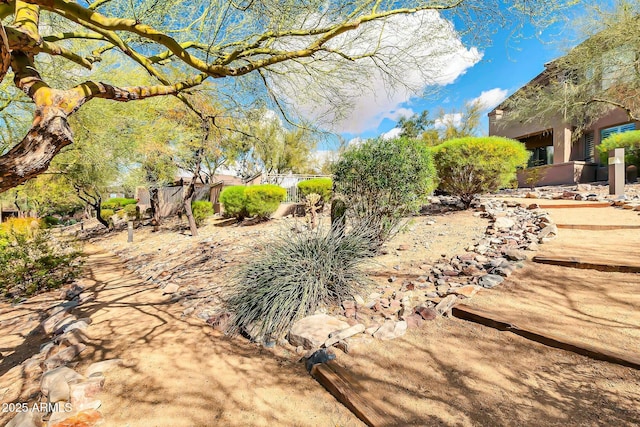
xmin=42 ymin=311 xmax=74 ymax=335
xmin=415 ymin=305 xmax=437 ymax=321
xmin=448 ymin=285 xmax=481 ymax=299
xmin=373 ymin=320 xmax=407 ymax=340
xmin=41 ymin=366 xmax=84 ymax=402
xmin=504 ymin=249 xmax=527 ymax=261
xmin=478 ymin=274 xmax=505 ymax=289
xmin=48 ymin=409 xmax=104 ymax=427
xmin=289 ymin=314 xmax=349 ymax=349
xmin=324 ymin=324 xmax=365 ymax=348
xmin=43 ymin=343 xmax=87 ymax=371
xmin=494 ymin=217 xmax=515 ymax=230
xmin=162 ymin=283 xmax=180 ymax=294
xmin=435 ymin=295 xmax=458 ymax=315
xmin=69 ymin=376 xmax=105 ymax=410
xmin=5 ymin=411 xmax=41 ymax=427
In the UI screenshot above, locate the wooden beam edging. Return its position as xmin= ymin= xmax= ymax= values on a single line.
xmin=451 ymin=305 xmax=640 ymax=370
xmin=534 ymin=203 xmax=611 ymax=209
xmin=556 ymin=224 xmax=640 ymax=230
xmin=532 ymin=256 xmax=640 ymax=273
xmin=310 ymin=360 xmax=391 ymax=427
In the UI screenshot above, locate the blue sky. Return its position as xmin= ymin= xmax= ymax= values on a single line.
xmin=332 ymin=4 xmax=592 ymax=145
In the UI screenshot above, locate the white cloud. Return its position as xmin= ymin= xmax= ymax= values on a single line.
xmin=267 ymin=10 xmax=482 ymax=134
xmin=381 ymin=127 xmax=403 ymax=140
xmin=347 ymin=137 xmax=364 ymax=147
xmin=469 ymin=88 xmax=508 ymax=111
xmin=435 ymin=113 xmax=463 ymax=129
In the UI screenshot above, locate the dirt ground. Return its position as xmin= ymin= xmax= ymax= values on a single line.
xmin=2 ymin=206 xmax=640 ymax=426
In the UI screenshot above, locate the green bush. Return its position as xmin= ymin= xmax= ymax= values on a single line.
xmin=598 ymin=130 xmax=640 ymax=168
xmin=225 ymin=222 xmax=377 ymax=340
xmin=332 ymin=137 xmax=437 ymax=244
xmin=42 ymin=216 xmax=60 ymax=228
xmin=192 ymin=201 xmax=213 ymax=226
xmin=297 ymin=178 xmax=333 ymax=203
xmin=244 ymin=184 xmax=287 ymax=219
xmin=219 ymin=185 xmax=247 ymax=220
xmin=100 ymin=209 xmax=115 ymax=222
xmin=432 ymin=136 xmax=529 ymax=207
xmin=123 ymin=203 xmax=139 ymax=220
xmin=0 ymin=225 xmax=81 ymax=300
xmin=101 ymin=197 xmax=137 ymax=210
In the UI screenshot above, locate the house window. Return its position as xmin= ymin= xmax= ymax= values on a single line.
xmin=528 ymin=146 xmax=554 ymax=167
xmin=584 ymin=132 xmax=595 ymax=162
xmin=600 ymin=122 xmax=636 ymax=141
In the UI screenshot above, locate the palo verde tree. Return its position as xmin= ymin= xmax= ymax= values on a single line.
xmin=0 ymin=0 xmax=576 ymax=194
xmin=501 ymin=0 xmax=640 ymax=135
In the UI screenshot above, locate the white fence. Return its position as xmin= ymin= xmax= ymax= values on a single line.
xmin=261 ymin=174 xmax=331 ymax=203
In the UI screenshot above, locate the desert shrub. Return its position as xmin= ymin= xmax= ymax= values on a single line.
xmin=100 ymin=209 xmax=115 ymax=222
xmin=332 ymin=137 xmax=437 ymax=244
xmin=0 ymin=224 xmax=81 ymax=300
xmin=192 ymin=201 xmax=213 ymax=226
xmin=432 ymin=136 xmax=529 ymax=207
xmin=219 ymin=185 xmax=247 ymax=220
xmin=123 ymin=203 xmax=139 ymax=220
xmin=598 ymin=130 xmax=640 ymax=168
xmin=101 ymin=197 xmax=137 ymax=210
xmin=42 ymin=216 xmax=60 ymax=228
xmin=243 ymin=184 xmax=287 ymax=219
xmin=225 ymin=221 xmax=377 ymax=339
xmin=298 ymin=178 xmax=333 ymax=203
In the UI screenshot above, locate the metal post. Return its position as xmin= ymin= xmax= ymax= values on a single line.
xmin=608 ymin=148 xmax=625 ymax=196
xmin=127 ymin=220 xmax=134 ymax=243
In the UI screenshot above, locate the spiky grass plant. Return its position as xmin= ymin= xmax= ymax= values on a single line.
xmin=225 ymin=221 xmax=378 ymax=340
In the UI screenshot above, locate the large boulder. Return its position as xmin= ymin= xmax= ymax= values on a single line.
xmin=288 ymin=314 xmax=349 ymax=350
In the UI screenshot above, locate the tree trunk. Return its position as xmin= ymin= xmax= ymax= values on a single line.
xmin=93 ymin=200 xmax=111 ymax=229
xmin=184 ymin=192 xmax=198 ymax=237
xmin=149 ymin=187 xmax=161 ymax=232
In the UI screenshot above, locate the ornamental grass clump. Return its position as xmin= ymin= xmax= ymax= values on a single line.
xmin=225 ymin=221 xmax=378 ymax=340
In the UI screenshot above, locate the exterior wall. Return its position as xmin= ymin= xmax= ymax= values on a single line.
xmin=517 ymin=162 xmax=597 ymax=187
xmin=489 ymin=111 xmax=573 ymax=163
xmin=586 ymin=109 xmax=639 ymax=164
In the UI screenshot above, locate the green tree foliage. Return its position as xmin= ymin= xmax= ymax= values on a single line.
xmin=432 ymin=136 xmax=529 ymax=207
xmin=297 ymin=178 xmax=333 ymax=203
xmin=397 ymin=101 xmax=483 ymax=146
xmin=501 ymin=1 xmax=640 ymax=135
xmin=244 ymin=184 xmax=287 ymax=219
xmin=598 ymin=130 xmax=640 ymax=167
xmin=191 ymin=201 xmax=214 ymax=227
xmin=0 ymin=218 xmax=81 ymax=300
xmin=219 ymin=186 xmax=248 ymax=220
xmin=0 ymin=0 xmax=573 ymax=193
xmin=332 ymin=137 xmax=437 ymax=244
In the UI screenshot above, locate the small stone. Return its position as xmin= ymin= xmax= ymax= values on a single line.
xmin=43 ymin=344 xmax=87 ymax=371
xmin=70 ymin=376 xmax=105 ymax=410
xmin=449 ymin=285 xmax=481 ymax=299
xmin=538 ymin=224 xmax=558 ymax=241
xmin=415 ymin=306 xmax=437 ymax=320
xmin=41 ymin=366 xmax=84 ymax=402
xmin=478 ymin=274 xmax=505 ymax=289
xmin=289 ymin=314 xmax=349 ymax=350
xmin=42 ymin=311 xmax=74 ymax=336
xmin=404 ymin=313 xmax=425 ymax=329
xmin=324 ymin=324 xmax=365 ymax=348
xmin=388 ymin=276 xmax=397 ymax=283
xmin=162 ymin=283 xmax=180 ymax=294
xmin=353 ymin=295 xmax=365 ymax=305
xmin=5 ymin=411 xmax=42 ymax=427
xmin=494 ymin=217 xmax=515 ymax=230
xmin=396 ymin=244 xmax=410 ymax=251
xmin=504 ymin=249 xmax=527 ymax=261
xmin=373 ymin=320 xmax=407 ymax=340
xmin=435 ymin=295 xmax=458 ymax=315
xmin=48 ymin=410 xmax=103 ymax=427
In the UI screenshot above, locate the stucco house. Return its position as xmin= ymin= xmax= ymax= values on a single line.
xmin=489 ymin=66 xmax=638 ymax=187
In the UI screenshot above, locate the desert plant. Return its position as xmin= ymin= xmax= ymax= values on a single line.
xmin=219 ymin=185 xmax=248 ymax=220
xmin=432 ymin=136 xmax=529 ymax=207
xmin=298 ymin=178 xmax=333 ymax=203
xmin=122 ymin=203 xmax=140 ymax=220
xmin=304 ymin=193 xmax=322 ymax=229
xmin=0 ymin=223 xmax=82 ymax=300
xmin=225 ymin=221 xmax=377 ymax=340
xmin=332 ymin=137 xmax=437 ymax=244
xmin=42 ymin=215 xmax=60 ymax=228
xmin=192 ymin=200 xmax=214 ymax=226
xmin=598 ymin=130 xmax=640 ymax=168
xmin=243 ymin=184 xmax=287 ymax=219
xmin=101 ymin=197 xmax=137 ymax=210
xmin=100 ymin=209 xmax=115 ymax=222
